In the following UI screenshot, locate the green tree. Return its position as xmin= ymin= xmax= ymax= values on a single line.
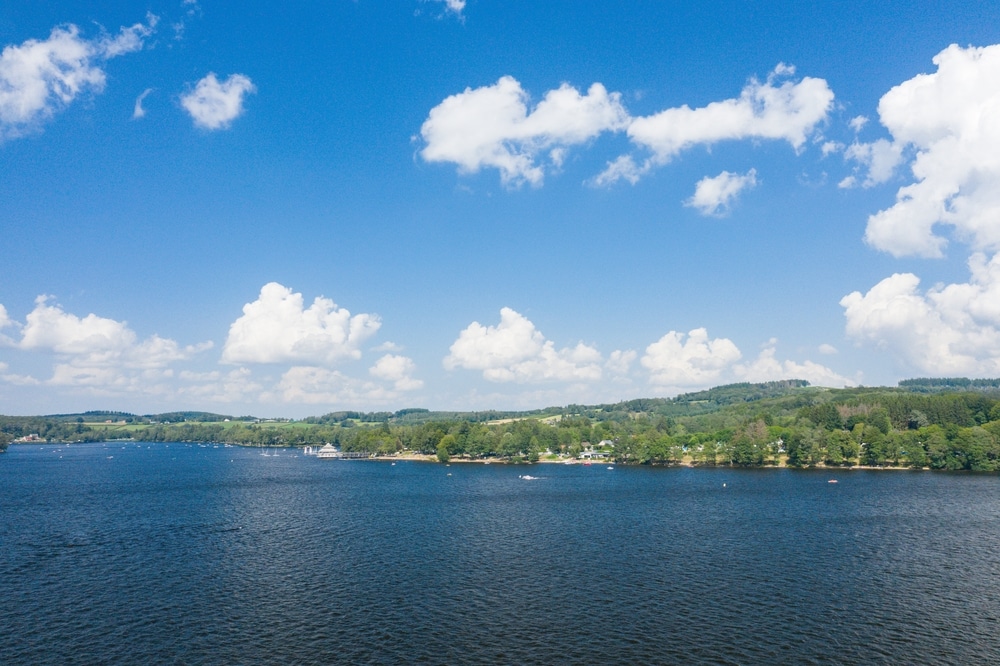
xmin=437 ymin=434 xmax=456 ymax=463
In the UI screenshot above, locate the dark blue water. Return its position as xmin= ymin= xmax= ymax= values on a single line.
xmin=3 ymin=442 xmax=1000 ymax=664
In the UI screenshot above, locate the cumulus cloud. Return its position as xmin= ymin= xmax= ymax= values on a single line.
xmin=420 ymin=76 xmax=630 ymax=187
xmin=685 ymin=169 xmax=758 ymax=216
xmin=640 ymin=328 xmax=742 ymax=388
xmin=0 ymin=17 xmax=155 ymax=140
xmin=420 ymin=65 xmax=833 ymax=186
xmin=597 ymin=65 xmax=833 ymax=185
xmin=422 ymin=66 xmax=832 ymax=188
xmin=0 ymin=295 xmax=210 ymax=391
xmin=861 ymin=43 xmax=1000 ymax=258
xmin=841 ymin=253 xmax=1000 ymax=375
xmin=818 ymin=343 xmax=838 ymax=355
xmin=732 ymin=340 xmax=854 ymax=387
xmin=370 ymin=354 xmax=424 ymax=391
xmin=221 ymin=282 xmax=381 ymax=365
xmin=444 ymin=307 xmax=606 ymax=382
xmin=17 ymin=296 xmax=209 ymax=367
xmin=180 ymin=72 xmax=255 ymax=130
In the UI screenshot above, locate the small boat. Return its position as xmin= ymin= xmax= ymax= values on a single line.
xmin=828 ymin=479 xmax=839 ymax=484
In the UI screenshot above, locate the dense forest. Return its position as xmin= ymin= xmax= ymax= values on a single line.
xmin=4 ymin=378 xmax=1000 ymax=470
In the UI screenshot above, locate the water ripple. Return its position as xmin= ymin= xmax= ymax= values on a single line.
xmin=3 ymin=446 xmax=1000 ymax=664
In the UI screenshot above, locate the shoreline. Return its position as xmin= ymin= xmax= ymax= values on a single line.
xmin=366 ymin=452 xmax=925 ymax=471
xmin=4 ymin=442 xmax=930 ymax=471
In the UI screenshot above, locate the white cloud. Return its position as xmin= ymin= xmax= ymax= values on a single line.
xmin=818 ymin=343 xmax=838 ymax=355
xmin=0 ymin=17 xmax=155 ymax=140
xmin=438 ymin=0 xmax=466 ymax=16
xmin=99 ymin=14 xmax=158 ymax=57
xmin=606 ymin=349 xmax=637 ymax=375
xmin=863 ymin=43 xmax=1000 ymax=258
xmin=591 ymin=154 xmax=645 ymax=186
xmin=133 ymin=88 xmax=153 ymax=119
xmin=176 ymin=367 xmax=264 ymax=405
xmin=0 ymin=304 xmax=15 ymax=345
xmin=423 ymin=66 xmax=832 ymax=188
xmin=180 ymin=72 xmax=255 ymax=130
xmin=0 ymin=296 xmax=210 ymax=391
xmin=18 ymin=296 xmax=208 ymax=366
xmin=420 ymin=76 xmax=630 ymax=187
xmin=444 ymin=307 xmax=606 ymax=382
xmin=370 ymin=354 xmax=424 ymax=391
xmin=685 ymin=168 xmax=758 ymax=216
xmin=841 ymin=252 xmax=1000 ymax=375
xmin=0 ymin=362 xmax=39 ymax=386
xmin=221 ymin=282 xmax=381 ymax=365
xmin=732 ymin=340 xmax=854 ymax=387
xmin=267 ymin=365 xmax=414 ymax=406
xmin=840 ymin=138 xmax=904 ymax=189
xmin=821 ymin=140 xmax=843 ymax=157
xmin=641 ymin=328 xmax=742 ymax=387
xmin=849 ymin=115 xmax=868 ymax=132
xmin=598 ymin=65 xmax=833 ymax=185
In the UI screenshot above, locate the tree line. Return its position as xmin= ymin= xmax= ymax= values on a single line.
xmin=5 ymin=382 xmax=1000 ymax=470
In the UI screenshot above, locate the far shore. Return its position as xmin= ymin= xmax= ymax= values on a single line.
xmin=5 ymin=442 xmax=929 ymax=471
xmin=364 ymin=451 xmax=925 ymax=471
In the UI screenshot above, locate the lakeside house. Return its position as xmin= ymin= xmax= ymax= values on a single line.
xmin=579 ymin=439 xmax=615 ymax=460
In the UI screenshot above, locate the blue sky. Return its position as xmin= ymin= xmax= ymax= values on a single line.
xmin=3 ymin=0 xmax=1000 ymax=417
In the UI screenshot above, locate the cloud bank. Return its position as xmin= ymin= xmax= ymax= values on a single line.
xmin=0 ymin=295 xmax=210 ymax=392
xmin=444 ymin=309 xmax=848 ymax=395
xmin=0 ymin=292 xmax=851 ymax=412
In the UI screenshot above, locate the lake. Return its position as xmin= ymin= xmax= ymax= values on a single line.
xmin=3 ymin=441 xmax=1000 ymax=664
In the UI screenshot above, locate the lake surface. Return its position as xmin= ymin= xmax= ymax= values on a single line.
xmin=3 ymin=442 xmax=1000 ymax=664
